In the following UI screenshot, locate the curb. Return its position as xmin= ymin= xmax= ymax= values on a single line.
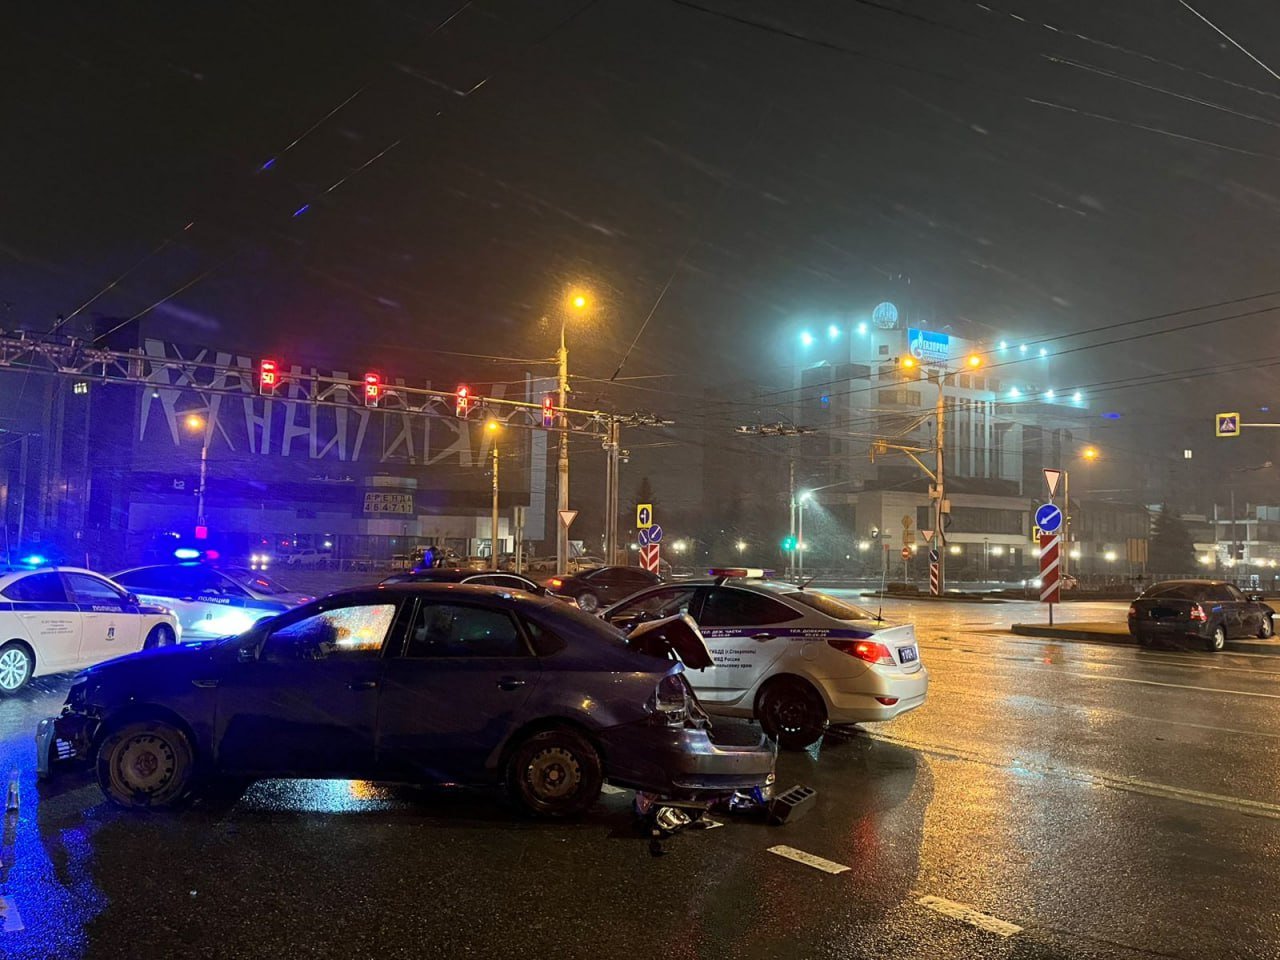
xmin=1011 ymin=623 xmax=1280 ymax=655
xmin=861 ymin=592 xmax=1005 ymax=604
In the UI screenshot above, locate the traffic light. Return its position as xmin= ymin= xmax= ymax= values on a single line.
xmin=456 ymin=385 xmax=471 ymax=418
xmin=781 ymin=535 xmax=798 ymax=551
xmin=259 ymin=358 xmax=279 ymax=395
xmin=363 ymin=373 xmax=381 ymax=407
xmin=542 ymin=395 xmax=555 ymax=428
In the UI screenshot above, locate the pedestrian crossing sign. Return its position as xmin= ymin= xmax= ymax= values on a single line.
xmin=1216 ymin=412 xmax=1241 ymax=438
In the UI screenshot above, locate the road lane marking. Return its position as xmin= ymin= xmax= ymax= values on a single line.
xmin=868 ymin=731 xmax=1280 ymax=820
xmin=917 ymin=651 xmax=1280 ymax=699
xmin=0 ymin=896 xmax=23 ymax=933
xmin=767 ymin=845 xmax=851 ymax=874
xmin=917 ymin=896 xmax=1022 ymax=937
xmin=925 ymin=637 xmax=1280 ymax=677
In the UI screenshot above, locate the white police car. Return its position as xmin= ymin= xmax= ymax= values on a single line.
xmin=602 ymin=568 xmax=928 ymax=749
xmin=112 ymin=563 xmax=305 ymax=640
xmin=0 ymin=567 xmax=181 ymax=695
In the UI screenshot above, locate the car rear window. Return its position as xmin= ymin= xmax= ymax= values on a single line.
xmin=527 ymin=603 xmax=629 ymax=648
xmin=783 ymin=591 xmax=876 ymax=620
xmin=1142 ymin=583 xmax=1202 ymax=600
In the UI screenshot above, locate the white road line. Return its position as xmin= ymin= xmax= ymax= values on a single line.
xmin=869 ymin=731 xmax=1280 ymax=820
xmin=0 ymin=896 xmax=24 ymax=933
xmin=767 ymin=845 xmax=851 ymax=874
xmin=917 ymin=895 xmax=1022 ymax=937
xmin=925 ymin=636 xmax=1280 ymax=677
xmin=918 ymin=651 xmax=1280 ymax=699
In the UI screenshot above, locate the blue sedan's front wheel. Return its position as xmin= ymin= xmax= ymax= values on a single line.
xmin=507 ymin=728 xmax=603 ymax=818
xmin=96 ymin=719 xmax=195 ymax=809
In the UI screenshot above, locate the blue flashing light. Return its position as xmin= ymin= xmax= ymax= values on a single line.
xmin=259 ymin=158 xmax=277 ymax=171
xmin=856 ymin=322 xmax=868 ymax=335
xmin=820 ymin=394 xmax=831 ymax=407
xmin=1102 ymin=411 xmax=1122 ymax=420
xmin=21 ymin=554 xmax=46 ymax=567
xmin=292 ymin=203 xmax=310 ymax=218
xmin=174 ymin=548 xmax=201 ymax=560
xmin=827 ymin=324 xmax=840 ymax=340
xmin=799 ymin=331 xmax=815 ymax=347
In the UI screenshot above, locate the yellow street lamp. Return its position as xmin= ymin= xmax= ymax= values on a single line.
xmin=486 ymin=421 xmax=501 ymax=562
xmin=1082 ymin=446 xmax=1099 ymax=461
xmin=966 ymin=354 xmax=982 ymax=368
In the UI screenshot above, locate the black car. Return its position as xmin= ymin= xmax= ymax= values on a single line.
xmin=1128 ymin=579 xmax=1275 ymax=651
xmin=38 ymin=584 xmax=774 ymax=817
xmin=546 ymin=565 xmax=661 ymax=612
xmin=380 ymin=568 xmax=548 ymax=596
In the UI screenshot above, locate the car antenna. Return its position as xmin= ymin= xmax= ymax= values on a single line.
xmin=798 ymin=574 xmax=819 ymax=591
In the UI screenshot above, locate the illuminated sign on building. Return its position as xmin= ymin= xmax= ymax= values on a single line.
xmin=363 ymin=492 xmax=415 ymax=515
xmin=871 ymin=301 xmax=899 ymax=329
xmin=907 ymin=327 xmax=950 ymax=364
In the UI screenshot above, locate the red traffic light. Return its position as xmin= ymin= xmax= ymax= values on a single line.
xmin=259 ymin=358 xmax=279 ymax=394
xmin=542 ymin=395 xmax=555 ymax=428
xmin=363 ymin=373 xmax=381 ymax=407
xmin=456 ymin=385 xmax=471 ymax=418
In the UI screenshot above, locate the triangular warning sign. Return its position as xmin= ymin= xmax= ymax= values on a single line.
xmin=920 ymin=529 xmax=934 ymax=543
xmin=1043 ymin=468 xmax=1062 ymax=498
xmin=558 ymin=509 xmax=578 ymax=528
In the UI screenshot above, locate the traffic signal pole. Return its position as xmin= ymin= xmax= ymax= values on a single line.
xmin=934 ymin=377 xmax=946 ymax=594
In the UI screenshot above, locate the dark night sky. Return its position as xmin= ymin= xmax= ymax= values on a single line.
xmin=6 ymin=0 xmax=1280 ymax=501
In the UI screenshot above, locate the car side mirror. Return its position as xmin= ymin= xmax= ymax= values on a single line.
xmin=1249 ymin=594 xmax=1264 ymax=602
xmin=126 ymin=593 xmax=140 ymax=606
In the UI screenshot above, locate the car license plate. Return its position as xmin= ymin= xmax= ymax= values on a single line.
xmin=898 ymin=645 xmax=918 ymax=663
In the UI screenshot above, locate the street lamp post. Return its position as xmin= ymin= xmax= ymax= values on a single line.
xmin=556 ymin=292 xmax=588 ymax=574
xmin=185 ymin=414 xmax=208 ymax=531
xmin=487 ymin=421 xmax=501 ymax=560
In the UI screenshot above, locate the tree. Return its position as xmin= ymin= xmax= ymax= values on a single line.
xmin=1149 ymin=504 xmax=1195 ymax=575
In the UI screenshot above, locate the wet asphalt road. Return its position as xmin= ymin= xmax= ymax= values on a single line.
xmin=4 ymin=597 xmax=1280 ymax=959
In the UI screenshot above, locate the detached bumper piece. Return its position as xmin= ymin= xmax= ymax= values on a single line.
xmin=35 ymin=714 xmax=95 ymax=779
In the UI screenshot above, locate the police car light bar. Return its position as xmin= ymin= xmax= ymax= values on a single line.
xmin=706 ymin=568 xmax=774 ymax=579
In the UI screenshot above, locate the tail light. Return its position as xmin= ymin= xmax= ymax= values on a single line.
xmin=827 ymin=638 xmax=896 ymax=665
xmin=1127 ymin=604 xmax=1137 ymax=618
xmin=1190 ymin=603 xmax=1207 ymax=622
xmin=647 ymin=673 xmax=689 ymax=726
xmin=548 ymin=578 xmax=563 ymax=589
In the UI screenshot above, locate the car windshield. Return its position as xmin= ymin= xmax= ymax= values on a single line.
xmin=224 ymin=569 xmax=292 ymax=595
xmin=784 ymin=590 xmax=876 ymax=621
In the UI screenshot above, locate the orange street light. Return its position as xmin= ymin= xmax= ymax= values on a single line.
xmin=966 ymin=354 xmax=982 ymax=368
xmin=1082 ymin=446 xmax=1100 ymax=461
xmin=185 ymin=414 xmax=205 ymax=432
xmin=900 ymin=356 xmax=917 ymax=370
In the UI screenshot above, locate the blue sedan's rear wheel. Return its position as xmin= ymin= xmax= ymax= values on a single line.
xmin=96 ymin=719 xmax=195 ymax=808
xmin=507 ymin=728 xmax=603 ymax=818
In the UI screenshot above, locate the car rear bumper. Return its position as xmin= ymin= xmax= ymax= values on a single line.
xmin=824 ymin=665 xmax=929 ymax=723
xmin=598 ymin=722 xmax=776 ymax=799
xmin=1129 ymin=618 xmax=1212 ymax=639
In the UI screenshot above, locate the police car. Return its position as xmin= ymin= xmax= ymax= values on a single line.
xmin=602 ymin=568 xmax=928 ymax=749
xmin=112 ymin=563 xmax=306 ymax=641
xmin=0 ymin=567 xmax=180 ymax=695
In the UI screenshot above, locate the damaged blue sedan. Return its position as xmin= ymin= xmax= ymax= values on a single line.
xmin=38 ymin=582 xmax=775 ymax=817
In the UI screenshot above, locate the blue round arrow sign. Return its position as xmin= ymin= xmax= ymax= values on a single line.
xmin=648 ymin=524 xmax=664 ymax=543
xmin=1034 ymin=502 xmax=1062 ymax=533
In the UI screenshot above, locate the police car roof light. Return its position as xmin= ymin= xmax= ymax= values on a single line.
xmin=174 ymin=548 xmax=201 ymax=560
xmin=21 ymin=554 xmax=46 ymax=567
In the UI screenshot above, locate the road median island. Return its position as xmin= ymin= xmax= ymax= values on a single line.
xmin=1011 ymin=621 xmax=1280 ymax=655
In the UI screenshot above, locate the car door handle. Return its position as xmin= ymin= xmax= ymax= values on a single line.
xmin=191 ymin=678 xmax=219 ymax=689
xmin=752 ymin=632 xmax=775 ymax=641
xmin=497 ymin=677 xmax=527 ymax=690
xmin=347 ymin=679 xmax=379 ymax=691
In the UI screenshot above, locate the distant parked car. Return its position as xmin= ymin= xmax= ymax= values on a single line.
xmin=545 ymin=565 xmax=662 ymax=612
xmin=1128 ymin=579 xmax=1274 ymax=651
xmin=569 ymin=555 xmax=606 ymax=573
xmin=285 ymin=549 xmax=331 ymax=568
xmin=525 ymin=556 xmax=559 ymax=574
